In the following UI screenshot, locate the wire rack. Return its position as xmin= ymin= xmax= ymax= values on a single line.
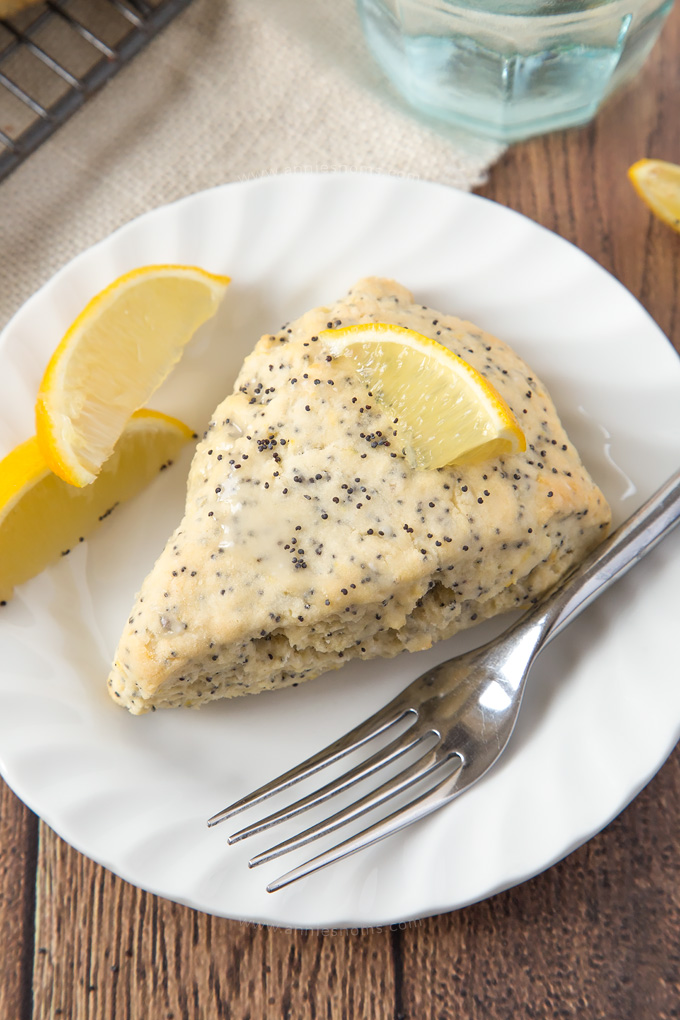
xmin=0 ymin=0 xmax=194 ymax=183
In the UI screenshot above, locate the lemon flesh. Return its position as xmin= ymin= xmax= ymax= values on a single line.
xmin=35 ymin=264 xmax=229 ymax=486
xmin=324 ymin=323 xmax=526 ymax=470
xmin=628 ymin=159 xmax=680 ymax=233
xmin=0 ymin=409 xmax=194 ymax=603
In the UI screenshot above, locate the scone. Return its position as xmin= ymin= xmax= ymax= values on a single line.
xmin=108 ymin=278 xmax=611 ymax=714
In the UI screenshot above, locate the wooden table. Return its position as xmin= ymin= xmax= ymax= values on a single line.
xmin=1 ymin=5 xmax=679 ymax=1016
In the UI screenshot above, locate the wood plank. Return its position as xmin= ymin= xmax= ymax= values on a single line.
xmin=0 ymin=779 xmax=38 ymax=1019
xmin=33 ymin=823 xmax=396 ymax=1020
xmin=23 ymin=5 xmax=680 ymax=1019
xmin=396 ymin=746 xmax=680 ymax=1020
xmin=395 ymin=7 xmax=680 ymax=1015
xmin=478 ymin=0 xmax=680 ymax=352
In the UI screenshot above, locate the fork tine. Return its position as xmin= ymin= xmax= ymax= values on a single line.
xmin=207 ymin=700 xmax=415 ymax=828
xmin=265 ymin=757 xmax=464 ymax=893
xmin=248 ymin=746 xmax=451 ymax=866
xmin=228 ymin=724 xmax=437 ymax=845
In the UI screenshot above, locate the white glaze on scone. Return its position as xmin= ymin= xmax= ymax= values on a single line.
xmin=108 ymin=278 xmax=611 ymax=713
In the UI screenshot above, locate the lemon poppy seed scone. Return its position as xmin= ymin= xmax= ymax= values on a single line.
xmin=107 ymin=278 xmax=610 ymax=714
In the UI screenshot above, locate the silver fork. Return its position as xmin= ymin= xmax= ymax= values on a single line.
xmin=208 ymin=468 xmax=680 ymax=892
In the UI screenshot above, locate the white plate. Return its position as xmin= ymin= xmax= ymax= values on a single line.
xmin=0 ymin=172 xmax=679 ymax=929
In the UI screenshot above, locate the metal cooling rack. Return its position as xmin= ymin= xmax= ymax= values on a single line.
xmin=0 ymin=0 xmax=194 ymax=182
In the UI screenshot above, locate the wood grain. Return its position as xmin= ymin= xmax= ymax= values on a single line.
xmin=479 ymin=0 xmax=680 ymax=353
xmin=1 ymin=2 xmax=679 ymax=1017
xmin=0 ymin=784 xmax=38 ymax=1020
xmin=398 ymin=747 xmax=680 ymax=1020
xmin=32 ymin=828 xmax=396 ymax=1020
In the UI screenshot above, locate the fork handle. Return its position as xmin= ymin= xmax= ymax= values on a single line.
xmin=535 ymin=468 xmax=680 ymax=645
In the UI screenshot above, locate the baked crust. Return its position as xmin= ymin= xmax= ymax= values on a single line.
xmin=108 ymin=278 xmax=611 ymax=713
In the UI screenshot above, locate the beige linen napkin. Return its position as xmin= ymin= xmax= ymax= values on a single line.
xmin=0 ymin=0 xmax=504 ymax=331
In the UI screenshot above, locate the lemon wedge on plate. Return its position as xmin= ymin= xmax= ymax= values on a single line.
xmin=35 ymin=264 xmax=230 ymax=487
xmin=0 ymin=409 xmax=195 ymax=604
xmin=628 ymin=159 xmax=680 ymax=233
xmin=324 ymin=322 xmax=526 ymax=470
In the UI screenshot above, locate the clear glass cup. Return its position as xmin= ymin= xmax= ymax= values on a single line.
xmin=356 ymin=0 xmax=675 ymax=142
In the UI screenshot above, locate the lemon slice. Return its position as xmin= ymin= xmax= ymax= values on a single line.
xmin=0 ymin=409 xmax=195 ymax=604
xmin=628 ymin=159 xmax=680 ymax=233
xmin=35 ymin=264 xmax=229 ymax=486
xmin=324 ymin=322 xmax=526 ymax=470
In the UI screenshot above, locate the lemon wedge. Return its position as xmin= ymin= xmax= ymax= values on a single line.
xmin=628 ymin=159 xmax=680 ymax=233
xmin=0 ymin=409 xmax=195 ymax=604
xmin=35 ymin=264 xmax=229 ymax=487
xmin=324 ymin=322 xmax=526 ymax=470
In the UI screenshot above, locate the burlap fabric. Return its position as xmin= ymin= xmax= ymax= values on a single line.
xmin=0 ymin=0 xmax=503 ymax=331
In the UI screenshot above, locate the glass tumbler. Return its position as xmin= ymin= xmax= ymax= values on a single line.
xmin=356 ymin=0 xmax=675 ymax=141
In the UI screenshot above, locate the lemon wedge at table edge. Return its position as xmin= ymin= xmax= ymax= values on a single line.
xmin=323 ymin=322 xmax=526 ymax=470
xmin=0 ymin=409 xmax=195 ymax=604
xmin=628 ymin=159 xmax=680 ymax=234
xmin=35 ymin=263 xmax=229 ymax=487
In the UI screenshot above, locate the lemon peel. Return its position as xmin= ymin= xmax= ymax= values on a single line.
xmin=628 ymin=159 xmax=680 ymax=233
xmin=36 ymin=264 xmax=229 ymax=486
xmin=0 ymin=409 xmax=195 ymax=603
xmin=323 ymin=322 xmax=525 ymax=470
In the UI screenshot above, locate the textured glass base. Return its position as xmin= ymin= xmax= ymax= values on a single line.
xmin=358 ymin=0 xmax=674 ymax=142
